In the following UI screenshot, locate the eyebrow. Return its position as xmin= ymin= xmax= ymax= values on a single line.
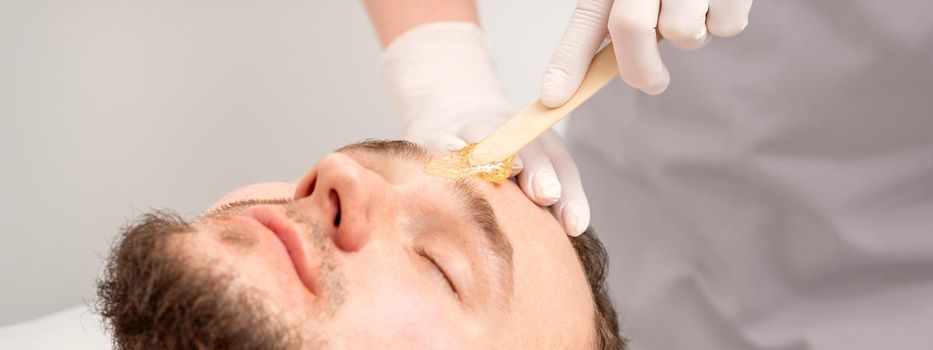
xmin=446 ymin=178 xmax=515 ymax=300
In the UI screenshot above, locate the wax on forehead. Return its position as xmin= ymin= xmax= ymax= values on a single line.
xmin=424 ymin=144 xmax=514 ymax=184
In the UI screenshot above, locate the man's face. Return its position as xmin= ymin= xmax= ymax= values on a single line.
xmin=158 ymin=141 xmax=595 ymax=348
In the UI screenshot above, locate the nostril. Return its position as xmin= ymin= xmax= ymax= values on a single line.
xmin=329 ymin=190 xmax=341 ymax=227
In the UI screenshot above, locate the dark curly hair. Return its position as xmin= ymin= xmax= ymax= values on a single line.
xmin=572 ymin=227 xmax=626 ymax=349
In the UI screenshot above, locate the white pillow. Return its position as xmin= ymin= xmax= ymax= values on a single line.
xmin=0 ymin=305 xmax=112 ymax=349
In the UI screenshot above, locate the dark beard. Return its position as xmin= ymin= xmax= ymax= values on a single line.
xmin=96 ymin=211 xmax=307 ymax=349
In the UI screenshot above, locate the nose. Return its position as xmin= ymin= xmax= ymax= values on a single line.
xmin=293 ymin=153 xmax=378 ymax=252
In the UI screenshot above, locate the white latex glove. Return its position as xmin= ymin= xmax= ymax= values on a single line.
xmin=541 ymin=0 xmax=754 ymax=101
xmin=382 ymin=23 xmax=590 ymax=236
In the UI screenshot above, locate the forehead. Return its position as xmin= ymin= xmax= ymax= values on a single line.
xmin=474 ymin=176 xmax=596 ymax=343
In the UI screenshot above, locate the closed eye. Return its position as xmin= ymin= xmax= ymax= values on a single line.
xmin=416 ymin=247 xmax=459 ymax=299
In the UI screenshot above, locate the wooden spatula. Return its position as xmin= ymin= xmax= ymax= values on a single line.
xmin=468 ymin=43 xmax=620 ymax=165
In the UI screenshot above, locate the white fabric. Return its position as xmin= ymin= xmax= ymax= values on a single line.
xmin=0 ymin=306 xmax=111 ymax=349
xmin=569 ymin=1 xmax=933 ymax=349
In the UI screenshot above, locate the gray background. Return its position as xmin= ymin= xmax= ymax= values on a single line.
xmin=0 ymin=0 xmax=574 ymax=326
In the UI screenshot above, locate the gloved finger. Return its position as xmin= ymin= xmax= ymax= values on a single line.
xmin=540 ymin=132 xmax=590 ymax=236
xmin=659 ymin=0 xmax=712 ymax=50
xmin=511 ymin=155 xmax=525 ymax=175
xmin=707 ymin=0 xmax=753 ymax=37
xmin=456 ymin=118 xmax=500 ymax=144
xmin=540 ymin=0 xmax=615 ymax=108
xmin=608 ymin=0 xmax=670 ymax=95
xmin=423 ymin=133 xmax=468 ymax=153
xmin=516 ymin=141 xmax=562 ymax=207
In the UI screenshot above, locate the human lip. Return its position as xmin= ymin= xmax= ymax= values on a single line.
xmin=239 ymin=206 xmax=321 ymax=296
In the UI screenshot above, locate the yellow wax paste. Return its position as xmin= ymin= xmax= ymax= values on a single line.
xmin=424 ymin=144 xmax=514 ymax=184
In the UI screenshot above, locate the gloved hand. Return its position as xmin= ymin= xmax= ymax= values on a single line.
xmin=381 ymin=22 xmax=590 ymax=236
xmin=541 ymin=0 xmax=754 ymax=101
